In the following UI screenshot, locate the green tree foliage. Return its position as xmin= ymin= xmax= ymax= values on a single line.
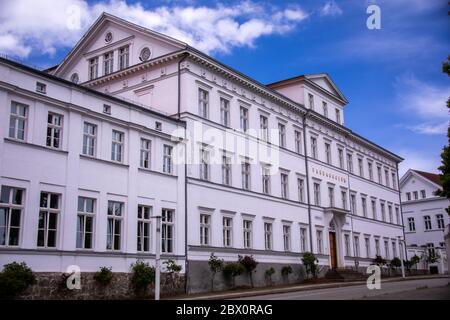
xmin=208 ymin=253 xmax=224 ymax=291
xmin=93 ymin=266 xmax=113 ymax=286
xmin=223 ymin=262 xmax=245 ymax=288
xmin=301 ymin=252 xmax=319 ymax=278
xmin=0 ymin=262 xmax=36 ymax=299
xmin=130 ymin=260 xmax=155 ymax=295
xmin=238 ymin=255 xmax=258 ymax=287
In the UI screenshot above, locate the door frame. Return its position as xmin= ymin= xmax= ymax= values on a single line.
xmin=329 ymin=231 xmax=338 ymax=269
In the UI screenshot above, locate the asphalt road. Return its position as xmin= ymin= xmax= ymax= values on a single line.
xmin=236 ymin=278 xmax=450 ymax=300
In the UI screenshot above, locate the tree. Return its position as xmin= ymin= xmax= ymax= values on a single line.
xmin=223 ymin=263 xmax=245 ymax=289
xmin=208 ymin=253 xmax=224 ymax=291
xmin=301 ymin=252 xmax=319 ymax=278
xmin=163 ymin=259 xmax=182 ymax=291
xmin=436 ymin=55 xmax=450 ymax=215
xmin=93 ymin=266 xmax=113 ymax=287
xmin=264 ymin=267 xmax=275 ymax=286
xmin=131 ymin=260 xmax=155 ymax=296
xmin=372 ymin=255 xmax=387 ymax=267
xmin=0 ymin=262 xmax=36 ymax=299
xmin=238 ymin=255 xmax=258 ymax=287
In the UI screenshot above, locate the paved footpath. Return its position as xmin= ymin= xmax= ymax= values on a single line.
xmin=176 ymin=275 xmax=450 ymax=300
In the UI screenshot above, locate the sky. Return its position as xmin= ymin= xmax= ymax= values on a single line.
xmin=0 ymin=0 xmax=449 ymax=176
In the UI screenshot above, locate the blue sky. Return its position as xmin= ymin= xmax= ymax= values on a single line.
xmin=0 ymin=0 xmax=448 ymax=175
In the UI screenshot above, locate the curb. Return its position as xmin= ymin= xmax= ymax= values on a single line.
xmin=174 ymin=275 xmax=449 ymax=300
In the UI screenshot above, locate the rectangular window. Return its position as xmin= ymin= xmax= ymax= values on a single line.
xmin=427 ymin=243 xmax=435 ymax=257
xmin=371 ymin=199 xmax=377 ymax=220
xmin=424 ymin=215 xmax=432 ymax=230
xmin=385 ymin=169 xmax=390 ymax=188
xmin=395 ymin=207 xmax=400 ymax=225
xmin=350 ymin=194 xmax=356 ymax=215
xmin=347 ymin=153 xmax=353 ymax=173
xmin=436 ymin=214 xmax=445 ymax=229
xmin=240 ymin=106 xmax=249 ymax=132
xmin=295 ymin=130 xmax=302 ymax=154
xmin=103 ymin=51 xmax=114 ymax=75
xmin=361 ymin=197 xmax=367 ymax=217
xmin=223 ymin=217 xmax=233 ymax=247
xmin=322 ymin=101 xmax=328 ymax=117
xmin=37 ymin=192 xmax=60 ymax=248
xmin=388 ymin=205 xmax=393 ymax=223
xmin=298 ymin=178 xmax=305 ymax=203
xmin=325 ymin=142 xmax=332 ymax=164
xmin=392 ymin=173 xmax=397 ymax=189
xmin=338 ymin=148 xmax=344 ymax=169
xmin=341 ymin=190 xmax=347 ymax=210
xmin=283 ymin=225 xmax=291 ymax=252
xmin=408 ymin=217 xmax=415 ymax=231
xmin=406 ymin=192 xmax=411 ymax=201
xmin=118 ymin=45 xmax=129 ymax=70
xmin=82 ymin=122 xmax=97 ymax=156
xmin=368 ymin=161 xmax=373 ymax=181
xmin=243 ymin=220 xmax=252 ymax=249
xmin=162 ymin=209 xmax=174 ymax=253
xmin=222 ymin=155 xmax=232 ymax=186
xmin=281 ymin=173 xmax=289 ymax=199
xmin=420 ymin=190 xmax=426 ymax=199
xmin=140 ymin=138 xmax=151 ymax=169
xmin=76 ymin=197 xmax=95 ymax=249
xmin=313 ymin=182 xmax=321 ymax=206
xmin=46 ymin=113 xmax=63 ymax=149
xmin=111 ymin=130 xmax=124 ymax=162
xmin=106 ymin=201 xmax=122 ymax=251
xmin=377 ymin=166 xmax=382 ymax=184
xmin=264 ymin=222 xmax=273 ymax=250
xmin=260 ymin=115 xmax=269 ymax=142
xmin=308 ymin=93 xmax=314 ymax=110
xmin=241 ymin=162 xmax=251 ymax=190
xmin=137 ymin=205 xmax=151 ymax=252
xmin=328 ymin=186 xmax=335 ymax=207
xmin=335 ymin=109 xmax=341 ymax=124
xmin=163 ymin=145 xmax=173 ymax=173
xmin=262 ymin=167 xmax=271 ymax=195
xmin=200 ymin=214 xmax=211 ymax=246
xmin=354 ymin=236 xmax=360 ymax=257
xmin=384 ymin=240 xmax=390 ymax=259
xmin=344 ymin=234 xmax=350 ymax=256
xmin=199 ymin=149 xmax=210 ymax=181
xmin=380 ymin=202 xmax=386 ymax=222
xmin=392 ymin=241 xmax=397 ymax=258
xmin=198 ymin=88 xmax=209 ymax=118
xmin=89 ymin=57 xmax=99 ymax=80
xmin=0 ymin=186 xmax=23 ymax=246
xmin=310 ymin=136 xmax=318 ymax=159
xmin=278 ymin=123 xmax=286 ymax=147
xmin=365 ymin=237 xmax=371 ymax=258
xmin=358 ymin=158 xmax=364 ymax=177
xmin=220 ymin=98 xmax=230 ymax=127
xmin=413 ymin=191 xmax=418 ymax=200
xmin=9 ymin=101 xmax=27 ymax=140
xmin=375 ymin=238 xmax=380 ymax=256
xmin=300 ymin=227 xmax=307 ymax=252
xmin=316 ymin=230 xmax=323 ymax=254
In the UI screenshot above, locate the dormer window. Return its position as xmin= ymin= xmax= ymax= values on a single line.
xmin=103 ymin=51 xmax=114 ymax=75
xmin=118 ymin=45 xmax=129 ymax=70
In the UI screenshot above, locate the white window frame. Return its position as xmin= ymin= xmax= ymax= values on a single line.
xmin=408 ymin=217 xmax=415 ymax=231
xmin=436 ymin=214 xmax=445 ymax=229
xmin=283 ymin=225 xmax=291 ymax=252
xmin=316 ymin=230 xmax=323 ymax=254
xmin=262 ymin=166 xmax=271 ymax=195
xmin=222 ymin=155 xmax=232 ymax=186
xmin=200 ymin=214 xmax=211 ymax=246
xmin=241 ymin=162 xmax=251 ymax=190
xmin=106 ymin=201 xmax=123 ymax=251
xmin=140 ymin=138 xmax=151 ymax=169
xmin=294 ymin=130 xmax=302 ymax=154
xmin=111 ymin=130 xmax=124 ymax=163
xmin=243 ymin=219 xmax=253 ymax=249
xmin=264 ymin=222 xmax=273 ymax=250
xmin=37 ymin=192 xmax=60 ymax=248
xmin=260 ymin=115 xmax=269 ymax=142
xmin=118 ymin=45 xmax=129 ymax=70
xmin=76 ymin=196 xmax=95 ymax=250
xmin=103 ymin=51 xmax=114 ymax=75
xmin=161 ymin=209 xmax=174 ymax=253
xmin=298 ymin=178 xmax=305 ymax=203
xmin=199 ymin=148 xmax=210 ymax=181
xmin=163 ymin=145 xmax=173 ymax=174
xmin=0 ymin=186 xmax=24 ymax=247
xmin=300 ymin=227 xmax=308 ymax=252
xmin=313 ymin=182 xmax=321 ymax=206
xmin=240 ymin=106 xmax=249 ymax=132
xmin=82 ymin=122 xmax=97 ymax=156
xmin=310 ymin=136 xmax=318 ymax=159
xmin=223 ymin=216 xmax=233 ymax=247
xmin=9 ymin=101 xmax=27 ymax=141
xmin=220 ymin=98 xmax=230 ymax=127
xmin=137 ymin=205 xmax=152 ymax=252
xmin=278 ymin=123 xmax=286 ymax=147
xmin=325 ymin=142 xmax=332 ymax=164
xmin=88 ymin=57 xmax=98 ymax=80
xmin=281 ymin=172 xmax=289 ymax=199
xmin=198 ymin=88 xmax=209 ymax=119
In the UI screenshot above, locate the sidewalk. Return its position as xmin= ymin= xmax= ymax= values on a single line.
xmin=173 ymin=275 xmax=449 ymax=300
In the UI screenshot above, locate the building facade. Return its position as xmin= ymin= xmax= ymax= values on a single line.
xmin=400 ymin=169 xmax=449 ymax=274
xmin=0 ymin=13 xmax=405 ymax=293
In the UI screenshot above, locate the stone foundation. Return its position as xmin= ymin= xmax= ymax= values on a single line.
xmin=20 ymin=272 xmax=185 ymax=300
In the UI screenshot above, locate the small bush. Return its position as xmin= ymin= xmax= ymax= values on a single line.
xmin=94 ymin=266 xmax=113 ymax=286
xmin=223 ymin=263 xmax=245 ymax=288
xmin=372 ymin=255 xmax=387 ymax=266
xmin=208 ymin=253 xmax=224 ymax=291
xmin=390 ymin=257 xmax=402 ymax=269
xmin=238 ymin=255 xmax=258 ymax=287
xmin=131 ymin=260 xmax=155 ymax=294
xmin=0 ymin=262 xmax=36 ymax=299
xmin=301 ymin=252 xmax=319 ymax=278
xmin=265 ymin=267 xmax=275 ymax=285
xmin=164 ymin=259 xmax=182 ymax=274
xmin=281 ymin=265 xmax=293 ymax=276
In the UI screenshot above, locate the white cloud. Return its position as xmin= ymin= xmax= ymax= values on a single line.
xmin=320 ymin=1 xmax=343 ymax=16
xmin=0 ymin=0 xmax=308 ymax=58
xmin=398 ymin=149 xmax=441 ymax=177
xmin=406 ymin=121 xmax=448 ymax=135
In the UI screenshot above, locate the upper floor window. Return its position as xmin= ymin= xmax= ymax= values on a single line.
xmin=310 ymin=136 xmax=318 ymax=159
xmin=283 ymin=225 xmax=291 ymax=252
xmin=384 ymin=169 xmax=390 ymax=188
xmin=436 ymin=214 xmax=445 ymax=229
xmin=278 ymin=123 xmax=286 ymax=147
xmin=118 ymin=45 xmax=129 ymax=70
xmin=260 ymin=115 xmax=269 ymax=142
xmin=163 ymin=145 xmax=173 ymax=174
xmin=264 ymin=222 xmax=273 ymax=250
xmin=298 ymin=178 xmax=305 ymax=203
xmin=37 ymin=192 xmax=60 ymax=248
xmin=335 ymin=109 xmax=341 ymax=124
xmin=338 ymin=148 xmax=344 ymax=169
xmin=368 ymin=161 xmax=373 ymax=181
xmin=420 ymin=190 xmax=426 ymax=199
xmin=9 ymin=101 xmax=27 ymax=141
xmin=220 ymin=98 xmax=230 ymax=127
xmin=295 ymin=130 xmax=302 ymax=154
xmin=198 ymin=88 xmax=209 ymax=119
xmin=313 ymin=182 xmax=321 ymax=206
xmin=223 ymin=217 xmax=233 ymax=247
xmin=371 ymin=199 xmax=377 ymax=220
xmin=262 ymin=167 xmax=271 ymax=195
xmin=406 ymin=192 xmax=411 ymax=201
xmin=199 ymin=149 xmax=210 ymax=181
xmin=380 ymin=202 xmax=386 ymax=221
xmin=328 ymin=186 xmax=335 ymax=207
xmin=82 ymin=122 xmax=97 ymax=157
xmin=377 ymin=166 xmax=382 ymax=184
xmin=36 ymin=82 xmax=47 ymax=94
xmin=241 ymin=162 xmax=251 ymax=190
xmin=308 ymin=93 xmax=314 ymax=110
xmin=300 ymin=227 xmax=307 ymax=252
xmin=325 ymin=142 xmax=332 ymax=164
xmin=46 ymin=113 xmax=63 ymax=149
xmin=280 ymin=173 xmax=289 ymax=199
xmin=413 ymin=191 xmax=418 ymax=200
xmin=322 ymin=101 xmax=328 ymax=117
xmin=358 ymin=158 xmax=364 ymax=177
xmin=106 ymin=201 xmax=123 ymax=251
xmin=361 ymin=196 xmax=367 ymax=217
xmin=89 ymin=57 xmax=99 ymax=80
xmin=0 ymin=186 xmax=23 ymax=246
xmin=222 ymin=155 xmax=232 ymax=186
xmin=140 ymin=138 xmax=151 ymax=169
xmin=424 ymin=215 xmax=432 ymax=230
xmin=111 ymin=130 xmax=124 ymax=163
xmin=392 ymin=173 xmax=397 ymax=189
xmin=103 ymin=51 xmax=114 ymax=75
xmin=408 ymin=217 xmax=415 ymax=232
xmin=347 ymin=153 xmax=353 ymax=173
xmin=350 ymin=193 xmax=356 ymax=214
xmin=341 ymin=190 xmax=347 ymax=210
xmin=316 ymin=230 xmax=323 ymax=254
xmin=243 ymin=219 xmax=253 ymax=249
xmin=240 ymin=106 xmax=249 ymax=131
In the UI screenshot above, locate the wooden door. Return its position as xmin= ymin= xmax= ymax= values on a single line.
xmin=329 ymin=232 xmax=337 ymax=269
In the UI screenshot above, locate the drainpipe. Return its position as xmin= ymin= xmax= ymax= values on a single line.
xmin=396 ymin=163 xmax=409 ymax=262
xmin=301 ymin=111 xmax=314 ymax=253
xmin=177 ymin=52 xmax=189 ymax=294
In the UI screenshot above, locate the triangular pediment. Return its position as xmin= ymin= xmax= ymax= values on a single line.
xmin=304 ymin=73 xmax=347 ymax=103
xmin=400 ymin=169 xmax=441 ymax=190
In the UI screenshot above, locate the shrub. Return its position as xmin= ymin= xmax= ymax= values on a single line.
xmin=93 ymin=266 xmax=113 ymax=286
xmin=163 ymin=259 xmax=182 ymax=290
xmin=265 ymin=267 xmax=275 ymax=285
xmin=223 ymin=263 xmax=245 ymax=288
xmin=281 ymin=265 xmax=293 ymax=276
xmin=238 ymin=255 xmax=258 ymax=287
xmin=0 ymin=262 xmax=36 ymax=299
xmin=372 ymin=255 xmax=387 ymax=267
xmin=208 ymin=253 xmax=224 ymax=291
xmin=390 ymin=257 xmax=402 ymax=269
xmin=131 ymin=260 xmax=155 ymax=295
xmin=301 ymin=252 xmax=319 ymax=278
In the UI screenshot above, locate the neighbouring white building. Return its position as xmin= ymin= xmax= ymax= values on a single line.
xmin=0 ymin=13 xmax=406 ymax=293
xmin=400 ymin=169 xmax=449 ymax=274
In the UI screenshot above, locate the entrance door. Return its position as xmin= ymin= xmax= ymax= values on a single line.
xmin=329 ymin=232 xmax=338 ymax=269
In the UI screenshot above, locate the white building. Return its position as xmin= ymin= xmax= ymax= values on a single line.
xmin=400 ymin=169 xmax=449 ymax=274
xmin=0 ymin=13 xmax=405 ymax=293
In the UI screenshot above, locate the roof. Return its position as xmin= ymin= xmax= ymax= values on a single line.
xmin=412 ymin=170 xmax=442 ymax=186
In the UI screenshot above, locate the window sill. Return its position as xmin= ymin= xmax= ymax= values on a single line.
xmin=80 ymin=154 xmax=129 ymax=168
xmin=4 ymin=137 xmax=68 ymax=154
xmin=138 ymin=167 xmax=176 ymax=178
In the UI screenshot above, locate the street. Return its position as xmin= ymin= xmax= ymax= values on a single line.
xmin=235 ymin=278 xmax=450 ymax=300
